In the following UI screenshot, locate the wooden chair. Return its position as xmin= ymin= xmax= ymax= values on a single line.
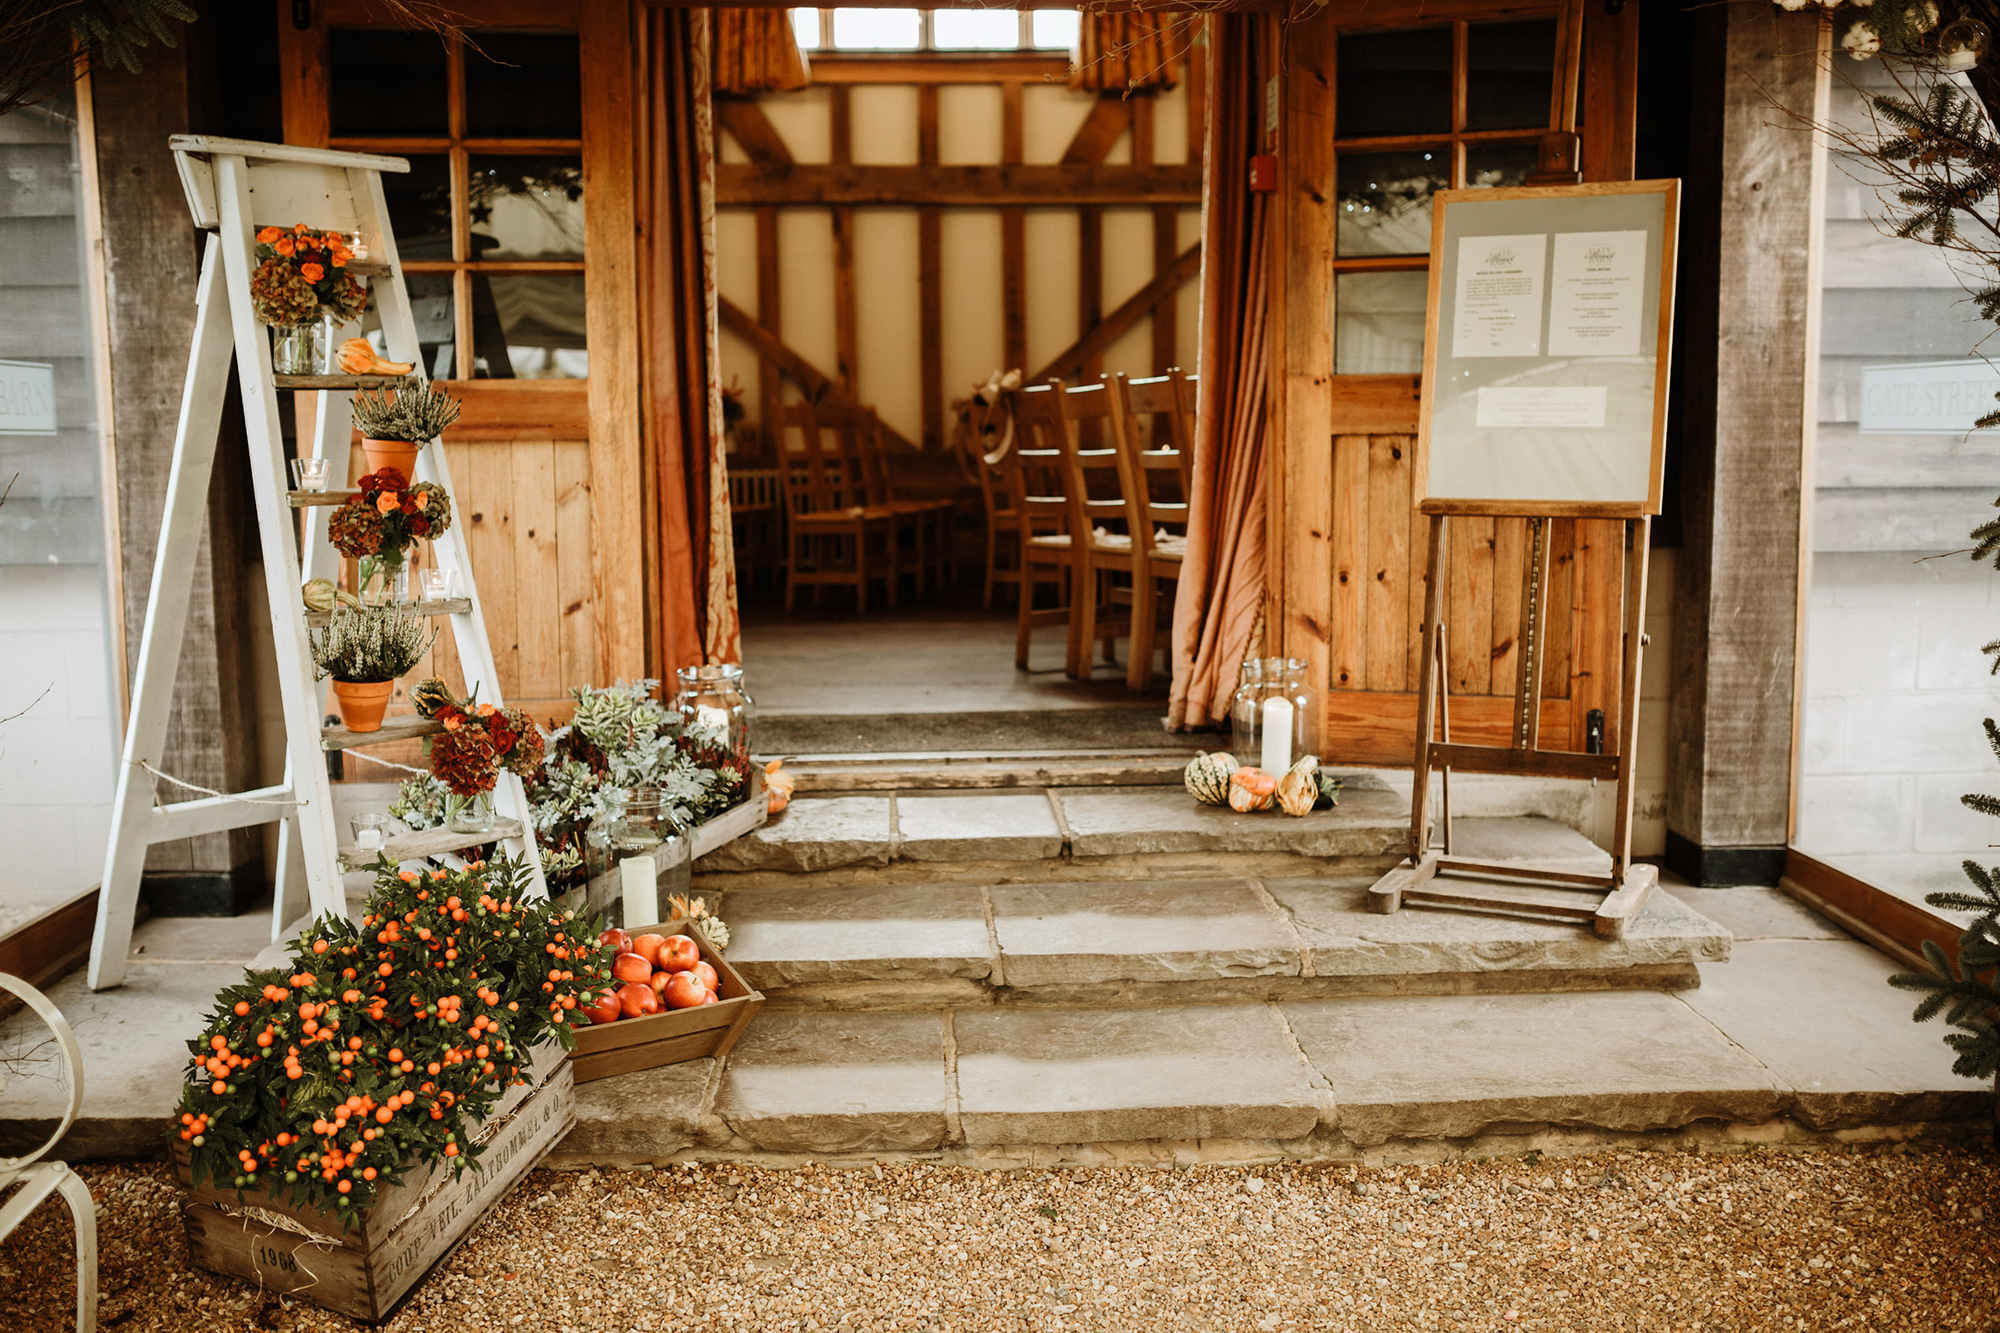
xmin=1010 ymin=378 xmax=1133 ymax=678
xmin=726 ymin=465 xmax=785 ymax=593
xmin=851 ymin=408 xmax=954 ymax=597
xmin=774 ymin=400 xmax=899 ymax=613
xmin=1111 ymin=371 xmax=1193 ymax=689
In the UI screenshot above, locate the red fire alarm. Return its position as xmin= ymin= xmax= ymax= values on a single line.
xmin=1248 ymin=154 xmax=1277 ymax=192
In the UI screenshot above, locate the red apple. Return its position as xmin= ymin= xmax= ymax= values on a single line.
xmin=697 ymin=990 xmax=718 ymax=1006
xmin=648 ymin=970 xmax=673 ymax=999
xmin=691 ymin=960 xmax=719 ymax=991
xmin=630 ymin=933 xmax=668 ymax=967
xmin=611 ymin=951 xmax=653 ymax=985
xmin=616 ymin=981 xmax=661 ymax=1019
xmin=657 ymin=935 xmax=702 ymax=974
xmin=598 ymin=927 xmax=632 ymax=954
xmin=662 ymin=971 xmax=709 ymax=1010
xmin=580 ymin=989 xmax=621 ymax=1026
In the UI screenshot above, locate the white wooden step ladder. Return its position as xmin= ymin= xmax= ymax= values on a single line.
xmin=88 ymin=136 xmax=546 ymax=991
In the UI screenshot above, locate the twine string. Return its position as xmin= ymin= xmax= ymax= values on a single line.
xmin=139 ymin=760 xmax=307 ymax=810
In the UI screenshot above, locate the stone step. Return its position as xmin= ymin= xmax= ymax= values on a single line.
xmin=707 ymin=817 xmax=1728 ymax=1006
xmin=758 ymin=705 xmax=1190 ymax=756
xmin=779 ymin=748 xmax=1201 ymax=793
xmin=694 ymin=773 xmax=1414 ymax=886
xmin=556 ymin=910 xmax=1994 ymax=1162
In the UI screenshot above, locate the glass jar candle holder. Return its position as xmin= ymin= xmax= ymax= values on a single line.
xmin=1230 ymin=657 xmax=1319 ymax=775
xmin=289 ymin=457 xmax=331 ymax=491
xmin=675 ymin=663 xmax=755 ymax=762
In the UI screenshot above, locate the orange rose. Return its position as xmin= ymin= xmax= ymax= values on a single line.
xmin=300 ymin=262 xmax=324 ymax=283
xmin=412 ymin=492 xmax=429 ymax=510
xmin=475 ymin=703 xmax=496 ymax=718
xmin=293 ymin=223 xmax=308 ymax=234
xmin=330 ymin=246 xmax=352 ymax=266
xmin=376 ymin=493 xmax=399 ymax=515
xmin=274 ymin=237 xmax=294 ymax=257
xmin=257 ymin=226 xmax=283 ymax=244
xmin=443 ymin=715 xmax=462 ymax=731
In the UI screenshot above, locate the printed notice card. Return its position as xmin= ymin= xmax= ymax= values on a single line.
xmin=1451 ymin=234 xmax=1546 ymax=359
xmin=1548 ymin=230 xmax=1646 ymax=358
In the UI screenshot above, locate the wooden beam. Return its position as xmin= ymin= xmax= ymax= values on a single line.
xmin=831 ymin=85 xmax=858 ymax=388
xmin=1032 ymin=242 xmax=1201 ymax=384
xmin=1001 ymin=81 xmax=1027 ymax=373
xmin=756 ymin=207 xmax=781 ymax=450
xmin=1062 ymin=98 xmax=1134 ymax=165
xmin=719 ymin=296 xmax=922 ymax=455
xmin=1138 ymin=95 xmax=1179 ymax=377
xmin=919 ymin=85 xmax=943 ymax=451
xmin=715 ymin=163 xmax=1203 ymax=207
xmin=714 ymin=99 xmax=794 ymax=166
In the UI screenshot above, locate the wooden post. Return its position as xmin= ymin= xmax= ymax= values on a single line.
xmin=1666 ymin=4 xmax=1827 ymax=885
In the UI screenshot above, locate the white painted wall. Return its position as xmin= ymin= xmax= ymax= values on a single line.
xmin=716 ymin=75 xmax=1202 ymax=449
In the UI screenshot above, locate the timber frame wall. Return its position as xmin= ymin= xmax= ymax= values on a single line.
xmin=715 ymin=50 xmax=1205 ymax=461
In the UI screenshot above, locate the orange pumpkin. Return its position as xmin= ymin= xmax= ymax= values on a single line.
xmin=1228 ymin=765 xmax=1277 ymax=812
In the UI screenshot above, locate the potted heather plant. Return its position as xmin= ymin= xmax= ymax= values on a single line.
xmin=349 ymin=382 xmax=462 ymax=479
xmin=309 ymin=605 xmax=437 ymax=733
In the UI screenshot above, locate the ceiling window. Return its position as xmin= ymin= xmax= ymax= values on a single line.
xmin=791 ymin=7 xmax=1080 ymax=53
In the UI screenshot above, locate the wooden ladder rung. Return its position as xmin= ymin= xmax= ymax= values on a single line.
xmin=273 ymin=373 xmax=416 ymax=391
xmin=321 ymin=715 xmax=442 ymax=751
xmin=304 ymin=598 xmax=471 ymax=627
xmin=340 ymin=818 xmax=525 ymax=868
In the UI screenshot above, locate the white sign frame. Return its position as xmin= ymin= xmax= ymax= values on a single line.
xmin=1415 ymin=180 xmax=1679 ymax=518
xmin=0 ymin=359 xmax=58 ymax=436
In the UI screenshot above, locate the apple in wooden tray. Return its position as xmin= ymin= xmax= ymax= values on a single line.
xmin=584 ymin=932 xmax=718 ymax=1021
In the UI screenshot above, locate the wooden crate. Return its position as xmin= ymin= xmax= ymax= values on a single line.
xmin=567 ymin=919 xmax=763 ymax=1083
xmin=173 ymin=1052 xmax=573 ymax=1324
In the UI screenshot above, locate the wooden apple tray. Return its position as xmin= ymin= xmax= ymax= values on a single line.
xmin=171 ymin=1044 xmax=572 ymax=1325
xmin=567 ymin=919 xmax=763 ymax=1083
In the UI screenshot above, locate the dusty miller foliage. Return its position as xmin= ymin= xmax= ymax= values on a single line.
xmin=1798 ymin=2 xmax=2000 ymax=1077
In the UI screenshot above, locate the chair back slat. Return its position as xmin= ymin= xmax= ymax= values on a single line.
xmin=1116 ymin=368 xmax=1195 ymax=502
xmin=776 ymin=400 xmax=870 ymax=515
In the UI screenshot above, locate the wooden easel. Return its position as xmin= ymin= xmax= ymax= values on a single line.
xmin=1368 ymin=509 xmax=1656 ymax=937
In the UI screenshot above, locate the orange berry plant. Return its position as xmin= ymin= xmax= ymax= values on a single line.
xmin=174 ymin=854 xmax=611 ymax=1221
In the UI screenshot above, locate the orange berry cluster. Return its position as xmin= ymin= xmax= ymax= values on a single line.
xmin=174 ymin=854 xmax=613 ymax=1217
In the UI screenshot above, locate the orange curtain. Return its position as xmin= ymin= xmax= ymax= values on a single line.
xmin=1168 ymin=14 xmax=1269 ymax=729
xmin=641 ymin=7 xmax=741 ymax=670
xmin=1070 ymin=12 xmax=1186 ymax=95
xmin=711 ymin=7 xmax=810 ymax=95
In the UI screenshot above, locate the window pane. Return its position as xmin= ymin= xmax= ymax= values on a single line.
xmin=1336 ymin=151 xmax=1447 ymax=258
xmin=1031 ymin=10 xmax=1080 ymax=49
xmin=1464 ymin=141 xmax=1542 ymax=190
xmin=934 ymin=8 xmax=1019 ymax=50
xmin=380 ymin=154 xmax=453 ymax=262
xmin=473 ymin=273 xmax=587 ymax=379
xmin=469 ymin=155 xmax=584 ymax=262
xmin=1335 ymin=271 xmax=1429 ymax=375
xmin=831 ymin=8 xmax=920 ymax=50
xmin=792 ymin=7 xmax=822 ymax=49
xmin=1466 ymin=20 xmax=1555 ymax=132
xmin=464 ymin=31 xmax=582 ymax=139
xmin=362 ymin=274 xmax=458 ymax=378
xmin=1336 ymin=28 xmax=1451 ymax=139
xmin=329 ymin=30 xmax=448 ymax=136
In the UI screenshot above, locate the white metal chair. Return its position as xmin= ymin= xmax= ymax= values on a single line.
xmin=0 ymin=972 xmax=96 ymax=1332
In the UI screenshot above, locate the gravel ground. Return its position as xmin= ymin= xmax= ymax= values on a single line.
xmin=2 ymin=1147 xmax=1996 ymax=1332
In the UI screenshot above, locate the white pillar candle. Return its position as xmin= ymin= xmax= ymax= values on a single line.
xmin=356 ymin=827 xmax=384 ymax=852
xmin=1260 ymin=697 xmax=1294 ymax=775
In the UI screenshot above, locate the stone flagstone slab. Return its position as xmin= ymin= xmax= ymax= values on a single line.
xmin=697 ymin=795 xmax=893 ymax=874
xmin=0 ymin=961 xmax=242 ymax=1161
xmin=1670 ymin=887 xmax=1848 ymax=942
xmin=896 ymin=792 xmax=1063 ymax=862
xmin=717 ymin=1011 xmax=950 ymax=1152
xmin=1676 ymin=938 xmax=1991 ymax=1129
xmin=557 ymin=1059 xmax=724 ymax=1163
xmin=1263 ymin=877 xmax=1731 ymax=977
xmin=717 ymin=882 xmax=996 ymax=988
xmin=952 ymin=1005 xmax=1322 ymax=1145
xmin=1058 ymin=777 xmax=1408 ymax=860
xmin=1283 ymin=991 xmax=1787 ymax=1146
xmin=988 ymin=879 xmax=1301 ymax=987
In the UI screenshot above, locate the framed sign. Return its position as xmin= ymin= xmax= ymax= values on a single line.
xmin=1414 ymin=179 xmax=1679 ymax=516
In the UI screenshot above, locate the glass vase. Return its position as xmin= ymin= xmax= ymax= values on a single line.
xmin=358 ymin=550 xmax=410 ymax=605
xmin=313 ymin=310 xmax=341 ymax=374
xmin=270 ymin=320 xmax=328 ymax=375
xmin=1230 ymin=656 xmax=1319 ymax=776
xmin=674 ymin=663 xmax=754 ymax=762
xmin=445 ymin=791 xmax=496 ymax=834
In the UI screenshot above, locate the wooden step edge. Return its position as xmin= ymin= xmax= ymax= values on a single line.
xmin=339 ymin=817 xmax=525 ymax=868
xmin=305 ymin=597 xmax=471 ymax=627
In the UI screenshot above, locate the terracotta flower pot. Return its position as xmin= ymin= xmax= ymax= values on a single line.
xmin=330 ymin=679 xmax=395 ymax=733
xmin=361 ymin=437 xmax=420 ymax=483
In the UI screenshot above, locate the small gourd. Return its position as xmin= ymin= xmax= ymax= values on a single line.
xmin=1184 ymin=750 xmax=1240 ymax=806
xmin=410 ymin=676 xmax=456 ymax=718
xmin=301 ymin=577 xmax=359 ymax=614
xmin=1276 ymin=755 xmax=1321 ymax=817
xmin=1228 ymin=765 xmax=1278 ymax=812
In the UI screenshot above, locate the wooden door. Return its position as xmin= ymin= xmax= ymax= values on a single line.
xmin=278 ymin=0 xmax=643 ymax=720
xmin=1273 ymin=1 xmax=1639 ymax=766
